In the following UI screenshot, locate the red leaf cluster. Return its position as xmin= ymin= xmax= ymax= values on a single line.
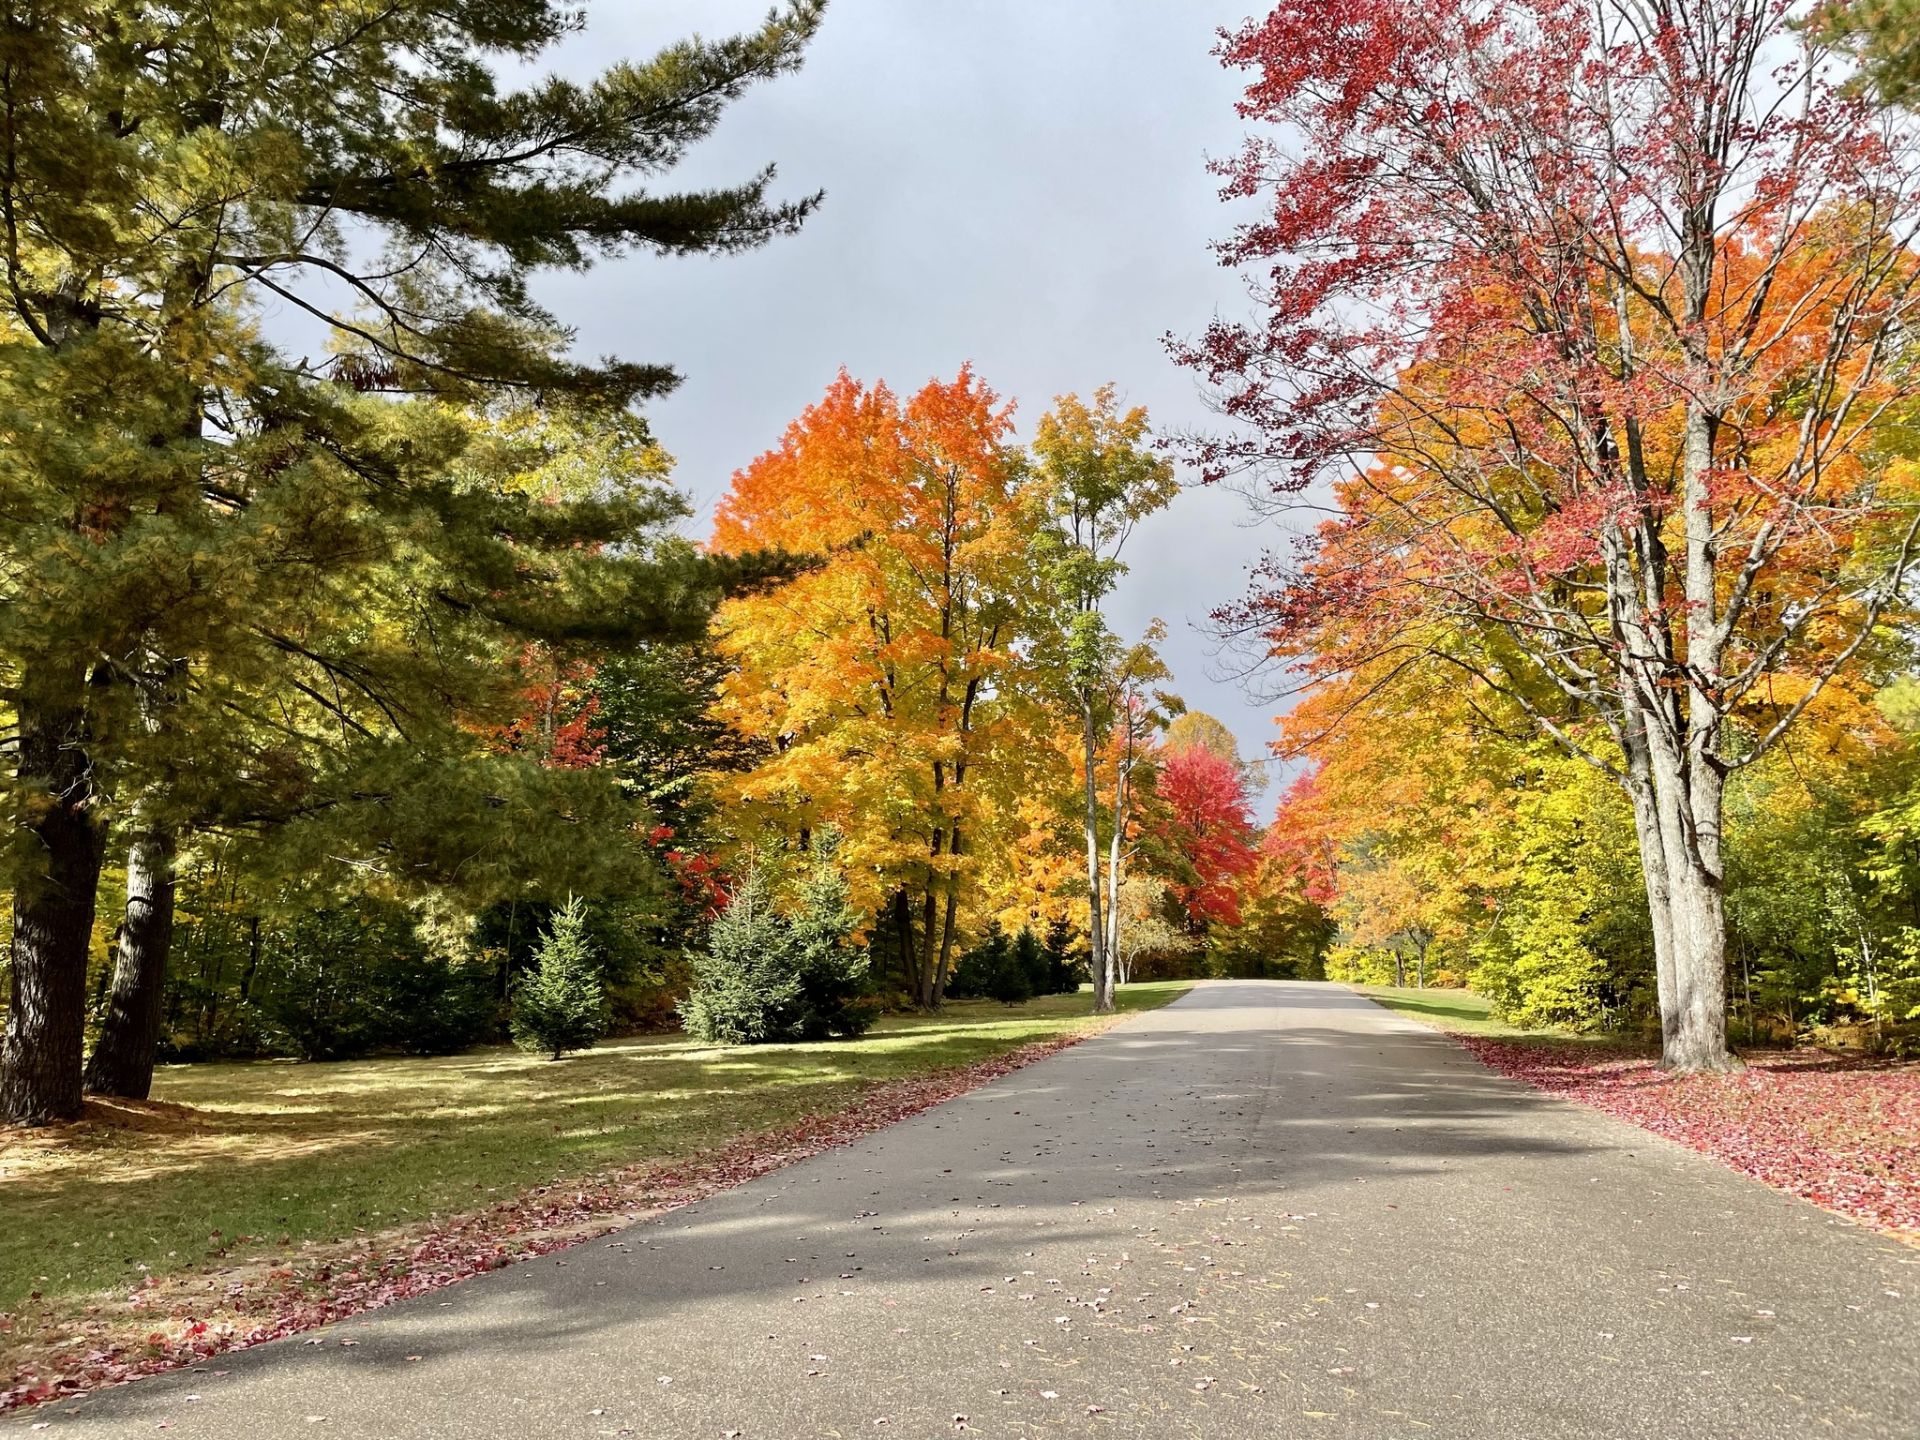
xmin=1153 ymin=745 xmax=1258 ymax=927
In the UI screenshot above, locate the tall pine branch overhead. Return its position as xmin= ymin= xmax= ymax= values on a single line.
xmin=0 ymin=0 xmax=827 ymax=1122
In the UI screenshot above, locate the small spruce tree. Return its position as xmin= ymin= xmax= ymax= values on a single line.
xmin=1041 ymin=917 xmax=1084 ymax=995
xmin=980 ymin=926 xmax=1033 ymax=1006
xmin=678 ymin=858 xmax=801 ymax=1045
xmin=680 ymin=837 xmax=873 ymax=1044
xmin=1013 ymin=927 xmax=1049 ymax=999
xmin=511 ymin=899 xmax=609 ymax=1060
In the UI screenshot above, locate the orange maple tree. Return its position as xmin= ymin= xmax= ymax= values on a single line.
xmin=706 ymin=368 xmax=1055 ymax=1004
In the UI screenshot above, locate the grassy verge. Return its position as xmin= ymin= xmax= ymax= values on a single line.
xmin=1 ymin=983 xmax=1187 ymax=1318
xmin=1349 ymin=983 xmax=1634 ymax=1050
xmin=3 ymin=982 xmax=1192 ymax=1406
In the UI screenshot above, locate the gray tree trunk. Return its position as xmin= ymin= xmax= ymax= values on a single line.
xmin=1103 ymin=762 xmax=1127 ymax=994
xmin=1081 ymin=698 xmax=1112 ymax=1013
xmin=84 ymin=824 xmax=179 ymax=1099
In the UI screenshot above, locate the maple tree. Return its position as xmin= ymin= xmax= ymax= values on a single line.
xmin=708 ymin=369 xmax=1054 ymax=1006
xmin=1182 ymin=0 xmax=1920 ymax=1069
xmin=1154 ymin=740 xmax=1259 ymax=933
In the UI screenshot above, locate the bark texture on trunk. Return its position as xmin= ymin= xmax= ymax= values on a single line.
xmin=1597 ymin=428 xmax=1735 ymax=1072
xmin=1080 ymin=700 xmax=1111 ymax=1013
xmin=83 ymin=825 xmax=179 ymax=1099
xmin=2 ymin=689 xmax=108 ymax=1125
xmin=1612 ymin=655 xmax=1736 ymax=1070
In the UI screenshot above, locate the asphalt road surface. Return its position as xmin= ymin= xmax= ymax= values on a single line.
xmin=12 ymin=981 xmax=1918 ymax=1438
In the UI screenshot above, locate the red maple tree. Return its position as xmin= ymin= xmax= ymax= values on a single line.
xmin=1155 ymin=743 xmax=1259 ymax=929
xmin=1177 ymin=0 xmax=1920 ymax=1069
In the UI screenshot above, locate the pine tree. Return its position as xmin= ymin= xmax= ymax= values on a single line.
xmin=680 ymin=840 xmax=873 ymax=1045
xmin=511 ymin=899 xmax=608 ymax=1061
xmin=679 ymin=858 xmax=803 ymax=1046
xmin=1012 ymin=927 xmax=1049 ymax=999
xmin=1041 ymin=917 xmax=1083 ymax=996
xmin=980 ymin=927 xmax=1033 ymax=1007
xmin=0 ymin=0 xmax=826 ymax=1120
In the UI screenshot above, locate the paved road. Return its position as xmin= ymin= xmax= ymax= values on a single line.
xmin=13 ymin=982 xmax=1918 ymax=1438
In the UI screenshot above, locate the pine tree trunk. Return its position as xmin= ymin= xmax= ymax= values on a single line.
xmin=1081 ymin=698 xmax=1111 ymax=1013
xmin=83 ymin=825 xmax=178 ymax=1099
xmin=2 ymin=687 xmax=108 ymax=1125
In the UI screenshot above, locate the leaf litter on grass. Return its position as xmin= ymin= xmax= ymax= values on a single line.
xmin=1 ymin=1027 xmax=1111 ymax=1412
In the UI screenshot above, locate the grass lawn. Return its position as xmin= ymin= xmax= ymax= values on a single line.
xmin=0 ymin=982 xmax=1189 ymax=1318
xmin=1349 ymin=984 xmax=1630 ymax=1049
xmin=1350 ymin=983 xmax=1519 ymax=1034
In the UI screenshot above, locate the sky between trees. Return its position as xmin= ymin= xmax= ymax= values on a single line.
xmin=512 ymin=0 xmax=1281 ymax=768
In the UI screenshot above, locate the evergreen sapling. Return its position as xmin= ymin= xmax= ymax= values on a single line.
xmin=511 ymin=899 xmax=608 ymax=1060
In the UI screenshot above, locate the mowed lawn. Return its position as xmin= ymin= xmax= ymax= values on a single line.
xmin=1350 ymin=983 xmax=1626 ymax=1047
xmin=0 ymin=984 xmax=1189 ymax=1313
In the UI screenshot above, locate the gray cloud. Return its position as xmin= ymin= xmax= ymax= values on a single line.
xmin=535 ymin=1 xmax=1292 ymax=792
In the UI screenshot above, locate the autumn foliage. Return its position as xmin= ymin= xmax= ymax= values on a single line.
xmin=1154 ymin=744 xmax=1258 ymax=929
xmin=1181 ymin=0 xmax=1920 ymax=1068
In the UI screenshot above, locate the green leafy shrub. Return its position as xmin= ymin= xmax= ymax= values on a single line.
xmin=254 ymin=905 xmax=497 ymax=1061
xmin=679 ymin=839 xmax=874 ymax=1044
xmin=511 ymin=898 xmax=610 ymax=1059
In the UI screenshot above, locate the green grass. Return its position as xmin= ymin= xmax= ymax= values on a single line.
xmin=1349 ymin=984 xmax=1529 ymax=1035
xmin=0 ymin=983 xmax=1188 ymax=1314
xmin=1349 ymin=984 xmax=1631 ymax=1048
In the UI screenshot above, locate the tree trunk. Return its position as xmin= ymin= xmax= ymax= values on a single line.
xmin=1621 ymin=732 xmax=1679 ymax=1044
xmin=238 ymin=916 xmax=263 ymax=1004
xmin=1080 ymin=699 xmax=1111 ymax=1012
xmin=1603 ymin=490 xmax=1733 ymax=1070
xmin=83 ymin=825 xmax=179 ymax=1099
xmin=2 ymin=687 xmax=108 ymax=1125
xmin=1639 ymin=684 xmax=1737 ymax=1072
xmin=1103 ymin=764 xmax=1127 ymax=995
xmin=932 ymin=886 xmax=959 ymax=1006
xmin=1660 ymin=244 xmax=1735 ymax=1072
xmin=1392 ymin=950 xmax=1406 ymax=988
xmin=916 ymin=854 xmax=942 ymax=1009
xmin=891 ymin=889 xmax=918 ymax=995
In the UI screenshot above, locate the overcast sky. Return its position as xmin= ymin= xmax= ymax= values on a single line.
xmin=535 ymin=1 xmax=1288 ymax=790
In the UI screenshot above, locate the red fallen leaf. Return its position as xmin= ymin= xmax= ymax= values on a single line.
xmin=1455 ymin=1037 xmax=1920 ymax=1244
xmin=3 ymin=1028 xmax=1107 ymax=1414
